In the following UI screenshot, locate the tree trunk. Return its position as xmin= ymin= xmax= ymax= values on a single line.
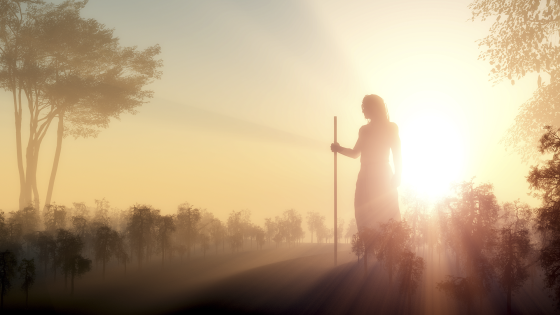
xmin=71 ymin=271 xmax=75 ymax=295
xmin=44 ymin=113 xmax=64 ymax=214
xmin=364 ymin=250 xmax=368 ymax=277
xmin=24 ymin=89 xmax=39 ymax=212
xmin=14 ymin=87 xmax=27 ymax=210
xmin=507 ymin=286 xmax=512 ymax=315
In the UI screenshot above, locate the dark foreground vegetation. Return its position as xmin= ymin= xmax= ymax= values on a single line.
xmin=0 ymin=242 xmax=554 ymax=315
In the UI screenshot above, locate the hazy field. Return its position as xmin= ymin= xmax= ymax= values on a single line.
xmin=1 ymin=243 xmax=555 ymax=315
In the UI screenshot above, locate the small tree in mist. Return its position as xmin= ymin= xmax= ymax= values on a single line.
xmin=376 ymin=219 xmax=412 ymax=282
xmin=306 ymin=212 xmax=323 ymax=243
xmin=280 ymin=209 xmax=303 ymax=246
xmin=44 ymin=204 xmax=67 ymax=233
xmin=444 ymin=180 xmax=499 ymax=298
xmin=492 ymin=226 xmax=531 ymax=315
xmin=315 ymin=217 xmax=328 ymax=244
xmin=351 ymin=228 xmax=378 ymax=276
xmin=71 ymin=215 xmax=88 ymax=240
xmin=115 ymin=233 xmax=130 ymax=276
xmin=68 ymin=254 xmax=91 ymax=295
xmin=199 ymin=234 xmax=210 ymax=258
xmin=17 ymin=258 xmax=35 ymax=308
xmin=401 ymin=188 xmax=429 ymax=252
xmin=228 ymin=211 xmax=244 ymax=252
xmin=397 ymin=248 xmax=424 ymax=310
xmin=0 ymin=250 xmax=16 ymax=310
xmin=32 ymin=232 xmax=55 ymax=276
xmin=345 ymin=218 xmax=357 ymax=243
xmin=94 ymin=225 xmax=119 ymax=279
xmin=437 ymin=276 xmax=478 ymax=315
xmin=209 ymin=219 xmax=224 ymax=254
xmin=337 ymin=219 xmax=345 ymax=244
xmin=56 ymin=229 xmax=84 ymax=289
xmin=5 ymin=217 xmax=22 ymax=246
xmin=177 ymin=203 xmax=201 ymax=258
xmin=155 ymin=214 xmax=176 ymax=267
xmin=351 ymin=233 xmax=365 ymax=262
xmin=325 ymin=228 xmax=334 ymax=243
xmin=128 ymin=205 xmax=156 ymax=269
xmin=93 ymin=199 xmax=110 ymax=226
xmin=264 ymin=218 xmax=277 ymax=245
xmin=9 ymin=206 xmax=39 ymax=236
xmin=255 ymin=226 xmax=265 ymax=250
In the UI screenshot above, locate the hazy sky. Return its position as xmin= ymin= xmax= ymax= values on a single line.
xmin=0 ymin=0 xmax=540 ymax=226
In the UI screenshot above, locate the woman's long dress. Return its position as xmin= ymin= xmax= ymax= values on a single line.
xmin=354 ymin=122 xmax=401 ymax=230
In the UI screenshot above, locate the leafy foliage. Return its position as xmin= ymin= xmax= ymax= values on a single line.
xmin=527 ymin=126 xmax=560 ymax=308
xmin=469 ymin=0 xmax=560 ymax=159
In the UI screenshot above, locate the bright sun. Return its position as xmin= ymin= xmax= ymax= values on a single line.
xmin=397 ymin=93 xmax=466 ymax=200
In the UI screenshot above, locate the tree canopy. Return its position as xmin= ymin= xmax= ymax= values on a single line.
xmin=470 ymin=0 xmax=560 ymax=160
xmin=0 ymin=0 xmax=162 ymax=210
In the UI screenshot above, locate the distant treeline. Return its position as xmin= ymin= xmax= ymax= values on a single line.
xmin=0 ymin=200 xmax=360 ymax=304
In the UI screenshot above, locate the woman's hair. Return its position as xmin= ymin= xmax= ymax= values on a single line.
xmin=362 ymin=94 xmax=389 ymax=122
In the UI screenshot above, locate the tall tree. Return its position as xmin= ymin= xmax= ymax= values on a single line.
xmin=0 ymin=0 xmax=162 ymax=211
xmin=17 ymin=258 xmax=35 ymax=308
xmin=527 ymin=126 xmax=560 ymax=308
xmin=469 ymin=0 xmax=560 ymax=160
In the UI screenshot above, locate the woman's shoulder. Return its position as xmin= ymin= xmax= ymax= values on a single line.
xmin=388 ymin=122 xmax=399 ymax=133
xmin=359 ymin=122 xmax=398 ymax=133
xmin=359 ymin=124 xmax=368 ymax=134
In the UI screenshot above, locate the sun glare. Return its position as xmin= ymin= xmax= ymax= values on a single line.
xmin=398 ymin=93 xmax=465 ymax=200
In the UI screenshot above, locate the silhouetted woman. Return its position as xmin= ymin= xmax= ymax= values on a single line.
xmin=331 ymin=95 xmax=402 ymax=230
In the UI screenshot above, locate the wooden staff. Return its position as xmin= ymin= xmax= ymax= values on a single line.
xmin=334 ymin=116 xmax=337 ymax=266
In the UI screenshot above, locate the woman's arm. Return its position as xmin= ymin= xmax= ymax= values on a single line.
xmin=331 ymin=130 xmax=362 ymax=159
